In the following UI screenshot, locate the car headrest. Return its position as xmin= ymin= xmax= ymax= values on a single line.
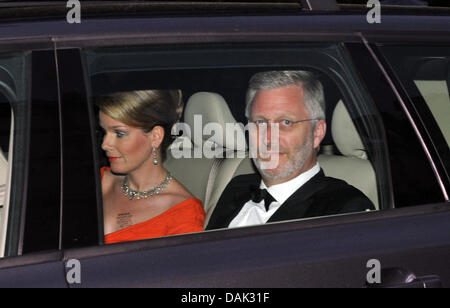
xmin=331 ymin=100 xmax=367 ymax=159
xmin=184 ymin=92 xmax=246 ymax=151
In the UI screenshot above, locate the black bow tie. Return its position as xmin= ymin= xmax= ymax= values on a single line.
xmin=251 ymin=187 xmax=276 ymax=211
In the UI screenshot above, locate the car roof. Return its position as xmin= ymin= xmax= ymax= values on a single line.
xmin=0 ymin=1 xmax=449 ymax=48
xmin=0 ymin=1 xmax=449 ymax=20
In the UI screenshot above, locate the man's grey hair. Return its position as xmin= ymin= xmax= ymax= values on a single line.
xmin=245 ymin=70 xmax=326 ymax=121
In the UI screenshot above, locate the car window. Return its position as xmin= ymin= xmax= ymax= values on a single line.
xmin=347 ymin=43 xmax=448 ymax=209
xmin=378 ymin=45 xmax=450 ymax=204
xmin=80 ymin=43 xmax=391 ymax=245
xmin=380 ymin=46 xmax=450 ymax=150
xmin=0 ymin=52 xmax=30 ymax=258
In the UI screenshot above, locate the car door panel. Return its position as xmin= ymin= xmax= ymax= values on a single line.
xmin=64 ymin=204 xmax=450 ymax=288
xmin=0 ymin=250 xmax=65 ymax=288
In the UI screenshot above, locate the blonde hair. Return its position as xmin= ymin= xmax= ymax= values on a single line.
xmin=96 ymin=89 xmax=183 ymax=158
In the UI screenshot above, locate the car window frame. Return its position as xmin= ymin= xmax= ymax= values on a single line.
xmin=57 ymin=48 xmax=103 ymax=250
xmin=0 ymin=50 xmax=32 ymax=258
xmin=70 ymin=40 xmax=394 ymax=249
xmin=377 ymin=44 xmax=450 ymax=191
xmin=348 ymin=40 xmax=450 ymax=204
xmin=373 ymin=42 xmax=449 ymax=201
xmin=0 ymin=38 xmax=63 ymax=259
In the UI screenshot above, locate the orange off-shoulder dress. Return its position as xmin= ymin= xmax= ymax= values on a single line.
xmin=101 ymin=167 xmax=205 ymax=244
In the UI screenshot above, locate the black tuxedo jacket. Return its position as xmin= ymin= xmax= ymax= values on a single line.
xmin=206 ymin=169 xmax=375 ymax=230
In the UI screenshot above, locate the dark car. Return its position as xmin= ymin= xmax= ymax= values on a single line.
xmin=0 ymin=0 xmax=449 ymax=289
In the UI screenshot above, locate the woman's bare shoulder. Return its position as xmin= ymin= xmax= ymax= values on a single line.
xmin=152 ymin=178 xmax=196 ymax=211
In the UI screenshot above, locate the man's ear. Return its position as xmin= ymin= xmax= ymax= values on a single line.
xmin=313 ymin=119 xmax=326 ymax=149
xmin=149 ymin=125 xmax=165 ymax=148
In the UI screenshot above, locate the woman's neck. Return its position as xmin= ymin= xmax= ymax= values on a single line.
xmin=126 ymin=164 xmax=168 ymax=192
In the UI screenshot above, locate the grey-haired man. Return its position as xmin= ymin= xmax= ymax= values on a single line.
xmin=206 ymin=71 xmax=374 ymax=230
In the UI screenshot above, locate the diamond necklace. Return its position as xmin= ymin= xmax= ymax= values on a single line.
xmin=121 ymin=172 xmax=172 ymax=200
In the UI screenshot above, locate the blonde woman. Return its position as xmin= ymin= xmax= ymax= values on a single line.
xmin=97 ymin=90 xmax=204 ymax=244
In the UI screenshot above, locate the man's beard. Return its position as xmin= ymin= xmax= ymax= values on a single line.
xmin=253 ymin=131 xmax=314 ymax=181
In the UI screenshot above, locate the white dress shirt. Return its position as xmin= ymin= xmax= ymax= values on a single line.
xmin=228 ymin=163 xmax=321 ymax=228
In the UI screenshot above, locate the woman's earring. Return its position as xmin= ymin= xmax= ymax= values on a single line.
xmin=153 ymin=146 xmax=158 ymax=165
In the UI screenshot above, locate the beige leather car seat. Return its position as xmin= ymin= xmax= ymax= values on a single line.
xmin=318 ymin=100 xmax=379 ymax=209
xmin=197 ymin=91 xmax=257 ymax=225
xmin=164 ymin=92 xmax=249 ymax=207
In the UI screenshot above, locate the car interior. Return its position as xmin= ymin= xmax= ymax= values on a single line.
xmin=0 ymin=47 xmax=386 ymax=254
xmin=163 ymin=91 xmax=379 ymax=228
xmin=411 ymin=57 xmax=450 ymax=147
xmin=0 ymin=60 xmax=382 ymax=254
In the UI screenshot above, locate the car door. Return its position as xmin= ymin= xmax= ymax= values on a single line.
xmin=1 ymin=13 xmax=449 ymax=290
xmin=55 ymin=14 xmax=449 ymax=288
